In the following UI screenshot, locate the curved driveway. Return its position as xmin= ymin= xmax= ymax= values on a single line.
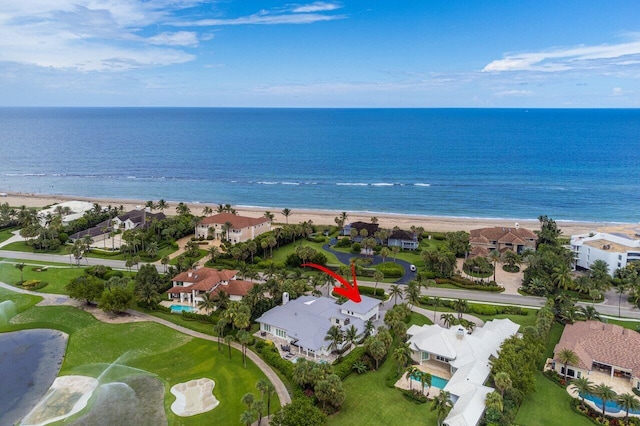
xmin=322 ymin=244 xmax=418 ymax=284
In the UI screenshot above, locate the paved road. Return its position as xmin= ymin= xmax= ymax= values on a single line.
xmin=3 ymin=245 xmax=640 ymax=320
xmin=0 ymin=282 xmax=292 ymax=406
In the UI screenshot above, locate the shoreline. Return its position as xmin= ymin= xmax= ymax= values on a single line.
xmin=0 ymin=190 xmax=618 ymax=235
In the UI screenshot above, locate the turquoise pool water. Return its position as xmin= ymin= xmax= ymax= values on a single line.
xmin=411 ymin=373 xmax=449 ymax=389
xmin=170 ymin=305 xmax=195 ymax=313
xmin=583 ymin=393 xmax=640 ymax=414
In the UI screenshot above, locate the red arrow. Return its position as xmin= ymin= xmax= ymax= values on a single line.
xmin=301 ymin=262 xmax=362 ymax=303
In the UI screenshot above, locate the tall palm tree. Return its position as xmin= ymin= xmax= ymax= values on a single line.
xmin=389 ymin=284 xmax=403 ymax=305
xmin=593 ymin=383 xmax=617 ymax=422
xmin=453 ymin=298 xmax=468 ymax=320
xmin=281 ymin=208 xmax=291 ymax=224
xmin=14 ymin=262 xmax=25 ymax=283
xmin=344 ymin=324 xmax=360 ymax=350
xmin=240 ymin=409 xmax=255 ymax=426
xmin=572 ymin=377 xmax=593 ymax=409
xmin=557 ymin=348 xmax=579 ymax=383
xmin=202 ymin=206 xmax=213 ymax=216
xmin=552 ymin=263 xmax=574 ymax=291
xmin=405 ymin=366 xmax=419 ymax=390
xmin=256 ymin=379 xmax=276 ymax=417
xmin=420 ymin=371 xmax=432 ymax=395
xmin=404 ymin=281 xmax=421 ymax=308
xmin=440 ymin=313 xmax=456 ymax=329
xmin=372 ymin=270 xmax=384 ymax=297
xmin=489 ymin=249 xmax=501 ymax=282
xmin=617 ymin=393 xmax=640 ymax=426
xmin=431 ymin=390 xmax=453 ymax=426
xmin=432 ymin=296 xmax=441 ymax=323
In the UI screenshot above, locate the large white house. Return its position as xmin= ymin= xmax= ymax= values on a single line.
xmin=195 ymin=213 xmax=271 ymax=244
xmin=571 ymin=227 xmax=640 ymax=276
xmin=407 ymin=319 xmax=519 ymax=426
xmin=256 ymin=295 xmax=380 ymax=359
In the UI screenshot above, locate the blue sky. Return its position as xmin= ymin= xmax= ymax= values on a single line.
xmin=1 ymin=1 xmax=639 ymax=107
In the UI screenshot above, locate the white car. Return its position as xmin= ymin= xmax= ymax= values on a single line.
xmin=409 ymin=264 xmax=416 ymax=272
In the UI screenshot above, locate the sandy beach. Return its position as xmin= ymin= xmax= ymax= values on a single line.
xmin=1 ymin=191 xmax=614 ymax=235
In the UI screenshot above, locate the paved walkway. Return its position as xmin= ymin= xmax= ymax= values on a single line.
xmin=0 ymin=282 xmax=292 ymax=406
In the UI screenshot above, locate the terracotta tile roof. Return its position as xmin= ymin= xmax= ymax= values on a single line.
xmin=469 ymin=246 xmax=490 ymax=259
xmin=171 ymin=268 xmax=238 ymax=292
xmin=498 ymin=232 xmax=526 ymax=245
xmin=198 ymin=213 xmax=269 ymax=229
xmin=554 ymin=321 xmax=640 ymax=374
xmin=470 ymin=235 xmax=490 ymax=244
xmin=470 ymin=227 xmax=537 ymax=243
xmin=216 ymin=280 xmax=254 ymax=297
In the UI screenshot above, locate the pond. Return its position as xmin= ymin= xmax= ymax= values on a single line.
xmin=0 ymin=329 xmax=67 ymax=425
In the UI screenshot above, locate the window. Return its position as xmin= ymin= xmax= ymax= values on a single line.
xmin=335 ymin=319 xmax=340 ymax=324
xmin=263 ymin=324 xmax=271 ymax=332
xmin=422 ymin=352 xmax=430 ymax=360
xmin=276 ymin=329 xmax=287 ymax=338
xmin=435 ymin=355 xmax=449 ymax=363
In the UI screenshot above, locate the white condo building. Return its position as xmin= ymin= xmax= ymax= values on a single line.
xmin=571 ymin=226 xmax=640 ymax=276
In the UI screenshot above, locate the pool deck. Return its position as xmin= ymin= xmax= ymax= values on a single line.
xmin=566 ymin=369 xmax=640 ymax=418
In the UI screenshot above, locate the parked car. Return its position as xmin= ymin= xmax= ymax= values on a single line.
xmin=409 ymin=264 xmax=416 ymax=272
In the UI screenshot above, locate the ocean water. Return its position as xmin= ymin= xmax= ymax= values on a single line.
xmin=0 ymin=107 xmax=639 ymax=223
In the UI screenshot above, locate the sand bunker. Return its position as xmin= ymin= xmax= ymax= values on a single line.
xmin=21 ymin=375 xmax=98 ymax=426
xmin=170 ymin=378 xmax=219 ymax=417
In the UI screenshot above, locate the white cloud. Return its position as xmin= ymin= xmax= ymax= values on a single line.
xmin=483 ymin=39 xmax=640 ymax=73
xmin=612 ymin=87 xmax=624 ymax=96
xmin=146 ymin=32 xmax=199 ymax=47
xmin=495 ymin=89 xmax=533 ymax=97
xmin=292 ymin=2 xmax=342 ymax=13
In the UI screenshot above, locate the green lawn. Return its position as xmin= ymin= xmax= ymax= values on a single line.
xmin=1 ymin=240 xmax=68 ymax=254
xmin=170 ymin=249 xmax=208 ymax=266
xmin=515 ymin=373 xmax=593 ymax=426
xmin=0 ymin=227 xmax=18 ymax=244
xmin=0 ymin=262 xmax=87 ymax=294
xmin=0 ymin=288 xmax=280 ymax=425
xmin=270 ymin=240 xmax=342 ymax=265
xmin=330 ymin=328 xmax=438 ymax=425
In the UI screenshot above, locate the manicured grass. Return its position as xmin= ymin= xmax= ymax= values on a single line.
xmin=0 ymin=227 xmax=18 ymax=244
xmin=515 ymin=373 xmax=593 ymax=426
xmin=473 ymin=310 xmax=539 ymax=331
xmin=0 ymin=288 xmax=280 ymax=425
xmin=89 ymin=245 xmax=176 ymax=262
xmin=409 ymin=311 xmax=433 ymax=326
xmin=0 ymin=240 xmax=68 ymax=254
xmin=270 ymin=240 xmax=342 ymax=265
xmin=0 ymin=262 xmax=86 ymax=294
xmin=169 ymin=249 xmax=208 ymax=265
xmin=540 ymin=322 xmax=564 ymax=367
xmin=604 ymin=318 xmax=640 ymax=330
xmin=134 ymin=306 xmax=217 ymax=336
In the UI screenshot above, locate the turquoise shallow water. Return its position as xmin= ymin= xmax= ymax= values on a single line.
xmin=1 ymin=107 xmax=639 ymax=222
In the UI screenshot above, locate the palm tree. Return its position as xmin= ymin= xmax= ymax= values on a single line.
xmin=197 ymin=292 xmax=217 ymax=315
xmin=14 ymin=262 xmax=25 ymax=283
xmin=577 ymin=305 xmax=601 ymax=321
xmin=440 ymin=313 xmax=456 ymax=329
xmin=324 ymin=325 xmax=344 ymax=354
xmin=240 ymin=409 xmax=255 ymax=426
xmin=237 ymin=330 xmax=251 ymax=368
xmin=431 ymin=390 xmax=453 ymax=426
xmin=493 ymin=372 xmax=512 ymax=398
xmin=405 ymin=366 xmax=419 ymax=390
xmin=281 ymin=208 xmax=291 ymax=224
xmin=157 ymin=199 xmax=168 ymax=212
xmin=161 ymin=255 xmax=170 ymax=273
xmin=453 ymin=298 xmax=468 ymax=320
xmin=392 ymin=342 xmax=412 ymax=374
xmin=145 ymin=200 xmax=156 ymax=211
xmin=256 ymin=379 xmax=276 ymax=417
xmin=344 ymin=324 xmax=360 ymax=350
xmin=175 ymin=202 xmax=190 ymax=216
xmin=616 ymin=283 xmax=630 ymax=318
xmin=572 ymin=377 xmax=593 ymax=409
xmin=222 ymin=221 xmax=233 ymax=241
xmin=420 ymin=371 xmax=432 ymax=395
xmin=557 ymin=348 xmax=579 ymax=383
xmin=263 ymin=211 xmax=274 ymax=221
xmin=485 ymin=391 xmax=504 ymax=413
xmin=389 ymin=284 xmax=403 ymax=305
xmin=552 ymin=263 xmax=574 ymax=291
xmin=432 ymin=296 xmax=441 ymax=323
xmin=593 ymin=383 xmax=617 ymax=422
xmin=372 ymin=270 xmax=384 ymax=297
xmin=202 ymin=206 xmax=213 ymax=216
xmin=489 ymin=249 xmax=501 ymax=282
xmin=617 ymin=393 xmax=640 ymax=425
xmin=404 ymin=281 xmax=421 ymax=308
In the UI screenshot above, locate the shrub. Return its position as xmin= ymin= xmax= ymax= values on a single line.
xmin=181 ymin=311 xmax=215 ymax=323
xmin=333 ymin=347 xmax=366 ymax=379
xmin=351 ymin=243 xmax=362 ymax=253
xmin=259 ymin=343 xmax=294 ymax=380
xmin=334 ymin=238 xmax=352 ymax=248
xmin=401 ymin=389 xmax=428 ymax=404
xmin=358 ymin=285 xmax=385 ymax=299
xmin=103 ymin=270 xmax=124 ymax=280
xmin=21 ymin=280 xmax=48 ymax=290
xmin=470 ymin=304 xmax=498 ymax=316
xmin=376 ymin=262 xmax=404 ymax=278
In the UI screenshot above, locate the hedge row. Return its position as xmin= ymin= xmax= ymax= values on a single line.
xmin=420 ymin=297 xmax=526 ymax=316
xmin=333 ymin=346 xmax=367 ymax=380
xmin=256 ymin=341 xmax=295 ymax=381
xmin=435 ymin=277 xmax=504 ymax=292
xmin=358 ymin=285 xmax=386 ymax=299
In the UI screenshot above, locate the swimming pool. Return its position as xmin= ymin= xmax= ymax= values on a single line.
xmin=411 ymin=373 xmax=449 ymax=389
xmin=583 ymin=393 xmax=640 ymax=415
xmin=170 ymin=305 xmax=195 ymax=313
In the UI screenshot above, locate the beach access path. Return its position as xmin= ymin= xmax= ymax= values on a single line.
xmin=0 ymin=282 xmax=292 ymax=407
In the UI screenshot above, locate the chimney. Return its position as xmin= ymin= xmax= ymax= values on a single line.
xmin=456 ymin=327 xmax=465 ymax=340
xmin=282 ymin=292 xmax=290 ymax=305
xmin=515 ymin=222 xmax=520 ymax=229
xmin=187 ymin=272 xmax=193 ymax=278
